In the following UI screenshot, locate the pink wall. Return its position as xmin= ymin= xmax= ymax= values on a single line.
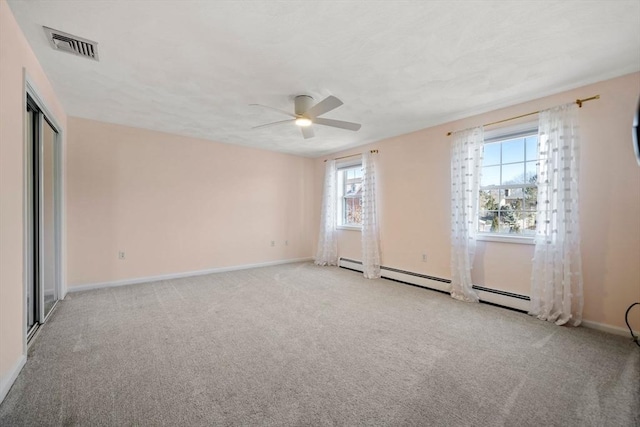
xmin=66 ymin=117 xmax=315 ymax=287
xmin=0 ymin=0 xmax=67 ymax=384
xmin=314 ymin=72 xmax=640 ymax=330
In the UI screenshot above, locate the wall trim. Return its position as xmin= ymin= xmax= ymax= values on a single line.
xmin=68 ymin=257 xmax=313 ymax=293
xmin=581 ymin=319 xmax=639 ymax=338
xmin=0 ymin=355 xmax=26 ymax=404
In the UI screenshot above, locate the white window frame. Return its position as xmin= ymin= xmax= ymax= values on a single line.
xmin=477 ymin=122 xmax=538 ymax=245
xmin=336 ymin=160 xmax=363 ymax=231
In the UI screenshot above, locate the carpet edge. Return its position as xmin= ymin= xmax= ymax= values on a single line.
xmin=66 ymin=257 xmax=313 ymax=293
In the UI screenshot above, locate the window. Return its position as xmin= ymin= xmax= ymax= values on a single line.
xmin=337 ymin=164 xmax=363 ymax=228
xmin=478 ymin=126 xmax=538 ymax=240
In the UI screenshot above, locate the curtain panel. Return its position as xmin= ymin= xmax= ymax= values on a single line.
xmin=315 ymin=160 xmax=339 ymax=266
xmin=530 ymin=104 xmax=584 ymax=326
xmin=450 ymin=127 xmax=483 ymax=302
xmin=361 ymin=152 xmax=381 ymax=279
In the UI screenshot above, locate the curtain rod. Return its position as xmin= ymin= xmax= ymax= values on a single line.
xmin=446 ymin=95 xmax=600 ymax=136
xmin=324 ymin=149 xmax=378 ymax=162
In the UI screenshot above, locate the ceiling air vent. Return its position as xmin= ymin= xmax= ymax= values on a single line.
xmin=43 ymin=26 xmax=99 ymax=61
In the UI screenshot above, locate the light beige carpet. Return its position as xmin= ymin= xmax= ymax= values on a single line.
xmin=1 ymin=262 xmax=638 ymax=426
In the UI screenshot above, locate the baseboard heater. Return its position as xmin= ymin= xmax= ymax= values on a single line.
xmin=339 ymin=258 xmax=530 ymax=313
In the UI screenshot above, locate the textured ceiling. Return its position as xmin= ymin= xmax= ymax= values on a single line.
xmin=7 ymin=0 xmax=640 ymax=157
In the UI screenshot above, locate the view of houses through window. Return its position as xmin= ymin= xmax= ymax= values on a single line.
xmin=479 ymin=130 xmax=538 ymax=236
xmin=337 ymin=164 xmax=363 ymax=227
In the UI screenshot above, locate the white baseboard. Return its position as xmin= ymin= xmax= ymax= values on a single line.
xmin=0 ymin=354 xmax=26 ymax=404
xmin=68 ymin=257 xmax=313 ymax=293
xmin=581 ymin=319 xmax=639 ymax=338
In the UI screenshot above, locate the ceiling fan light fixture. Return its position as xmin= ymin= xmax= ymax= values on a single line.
xmin=251 ymin=95 xmax=360 ymax=138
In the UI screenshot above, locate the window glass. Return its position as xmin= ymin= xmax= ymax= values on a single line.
xmin=478 ymin=128 xmax=538 ymax=238
xmin=525 ymin=161 xmax=537 ymax=182
xmin=502 ymin=138 xmax=524 ymax=164
xmin=481 ymin=166 xmax=500 ymax=187
xmin=525 ymin=136 xmax=538 ymax=161
xmin=337 ymin=164 xmax=363 ymax=227
xmin=502 ymin=163 xmax=525 ymax=184
xmin=483 ymin=143 xmax=501 ymax=166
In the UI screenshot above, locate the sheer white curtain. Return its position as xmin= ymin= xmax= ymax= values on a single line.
xmin=530 ymin=104 xmax=583 ymax=326
xmin=315 ymin=160 xmax=338 ymax=266
xmin=450 ymin=127 xmax=483 ymax=302
xmin=361 ymin=152 xmax=381 ymax=279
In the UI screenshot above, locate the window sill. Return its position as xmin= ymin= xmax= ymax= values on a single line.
xmin=337 ymin=225 xmax=362 ymax=231
xmin=476 ymin=234 xmax=534 ymax=245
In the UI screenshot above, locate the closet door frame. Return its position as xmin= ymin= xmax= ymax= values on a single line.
xmin=23 ymin=73 xmax=65 ymax=350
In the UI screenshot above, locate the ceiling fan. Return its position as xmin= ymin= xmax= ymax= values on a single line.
xmin=250 ymin=95 xmax=361 ymax=139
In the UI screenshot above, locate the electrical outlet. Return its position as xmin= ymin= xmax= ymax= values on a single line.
xmin=270 ymin=241 xmax=275 ymax=247
xmin=422 ymin=253 xmax=427 ymax=262
xmin=118 ymin=251 xmax=126 ymax=260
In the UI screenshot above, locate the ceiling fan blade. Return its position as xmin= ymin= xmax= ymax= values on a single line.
xmin=249 ymin=104 xmax=296 ymax=118
xmin=301 ymin=126 xmax=314 ymax=139
xmin=304 ymin=95 xmax=343 ymax=118
xmin=313 ymin=117 xmax=361 ymax=131
xmin=252 ymin=119 xmax=295 ymax=129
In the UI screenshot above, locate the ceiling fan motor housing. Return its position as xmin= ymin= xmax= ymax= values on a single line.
xmin=294 ymin=95 xmax=314 ymax=116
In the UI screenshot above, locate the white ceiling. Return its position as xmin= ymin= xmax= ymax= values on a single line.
xmin=8 ymin=1 xmax=640 ymax=157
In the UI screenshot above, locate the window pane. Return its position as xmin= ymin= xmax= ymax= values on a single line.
xmin=525 ymin=161 xmax=537 ymax=183
xmin=513 ymin=219 xmax=525 ymax=235
xmin=503 ymin=188 xmax=523 ymax=210
xmin=498 ymin=210 xmax=522 ymax=234
xmin=344 ymin=197 xmax=362 ymax=224
xmin=483 ymin=143 xmax=500 ymax=166
xmin=502 ymin=138 xmax=525 ymax=164
xmin=481 ymin=166 xmax=500 ymax=186
xmin=502 ymin=162 xmax=525 ymax=184
xmin=345 ymin=182 xmax=361 ymax=197
xmin=526 ymin=136 xmax=538 ymax=161
xmin=498 ymin=212 xmax=509 ymax=233
xmin=480 ymin=189 xmax=500 ymax=211
xmin=479 ymin=190 xmax=490 ymax=210
xmin=523 ymin=211 xmax=537 ymax=235
xmin=524 ymin=186 xmax=537 ymax=210
xmin=503 ymin=187 xmax=522 ymax=198
xmin=343 ymin=165 xmax=362 ymax=198
xmin=479 ymin=210 xmax=498 ymax=232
